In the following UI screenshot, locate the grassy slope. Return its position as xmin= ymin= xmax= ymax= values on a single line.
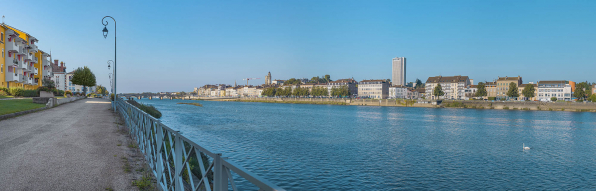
xmin=0 ymin=99 xmax=46 ymax=115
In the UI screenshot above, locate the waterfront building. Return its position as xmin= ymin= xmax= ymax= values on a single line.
xmin=518 ymin=84 xmax=538 ymax=101
xmin=463 ymin=85 xmax=478 ymax=100
xmin=1 ymin=23 xmax=49 ymax=89
xmin=358 ymin=79 xmax=389 ymax=99
xmin=594 ymin=84 xmax=596 ymax=95
xmin=425 ymin=75 xmax=471 ymax=100
xmin=407 ymin=88 xmax=421 ymax=99
xmin=328 ymin=78 xmax=358 ymax=97
xmin=197 ymin=85 xmax=217 ymax=96
xmin=485 ymin=81 xmax=497 ymax=98
xmin=415 ymin=88 xmax=426 ymax=98
xmin=391 ymin=57 xmax=406 ymax=86
xmin=265 ymin=72 xmax=272 ymax=86
xmin=388 ymin=85 xmax=408 ymax=99
xmin=537 ymin=80 xmax=573 ymax=101
xmin=300 ymin=83 xmax=315 ymax=93
xmin=496 ymin=76 xmax=522 ymax=100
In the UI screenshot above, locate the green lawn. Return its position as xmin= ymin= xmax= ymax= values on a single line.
xmin=0 ymin=99 xmax=46 ymax=115
xmin=0 ymin=95 xmax=14 ymax=99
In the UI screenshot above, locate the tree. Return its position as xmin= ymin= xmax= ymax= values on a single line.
xmin=71 ymin=66 xmax=96 ymax=95
xmin=96 ymin=85 xmax=108 ymax=96
xmin=415 ymin=78 xmax=424 ymax=88
xmin=284 ymin=78 xmax=302 ymax=85
xmin=324 ymin=75 xmax=331 ymax=83
xmin=433 ymin=84 xmax=444 ymax=99
xmin=551 ymin=97 xmax=557 ymax=102
xmin=262 ymin=87 xmax=276 ymax=97
xmin=476 ymin=82 xmax=487 ymax=97
xmin=574 ymin=82 xmax=589 ymax=100
xmin=330 ymin=86 xmax=350 ymax=97
xmin=589 ymin=94 xmax=596 ymax=102
xmin=311 ymin=86 xmax=328 ymax=97
xmin=522 ymin=84 xmax=535 ymax=100
xmin=506 ymin=82 xmax=519 ymax=98
xmin=42 ymin=78 xmax=55 ymax=89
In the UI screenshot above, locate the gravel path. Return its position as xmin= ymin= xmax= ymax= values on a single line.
xmin=0 ymin=98 xmax=145 ymax=191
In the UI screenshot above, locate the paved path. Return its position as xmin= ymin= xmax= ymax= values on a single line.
xmin=0 ymin=98 xmax=141 ymax=191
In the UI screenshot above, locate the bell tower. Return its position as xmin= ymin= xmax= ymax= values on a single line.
xmin=265 ymin=71 xmax=272 ymax=85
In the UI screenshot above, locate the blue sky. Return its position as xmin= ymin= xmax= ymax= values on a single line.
xmin=3 ymin=0 xmax=596 ymax=93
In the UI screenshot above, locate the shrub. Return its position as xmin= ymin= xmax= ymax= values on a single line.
xmin=22 ymin=90 xmax=39 ymax=97
xmin=551 ymin=97 xmax=557 ymax=102
xmin=0 ymin=87 xmax=9 ymax=95
xmin=444 ymin=101 xmax=464 ymax=107
xmin=65 ymin=90 xmax=73 ymax=96
xmin=110 ymin=93 xmax=115 ymax=101
xmin=503 ymin=106 xmax=510 ymax=110
xmin=126 ymin=99 xmax=162 ymax=118
xmin=37 ymin=86 xmax=50 ymax=92
xmin=0 ymin=90 xmax=8 ymax=96
xmin=9 ymin=87 xmax=24 ymax=96
xmin=488 ymin=97 xmax=496 ymax=100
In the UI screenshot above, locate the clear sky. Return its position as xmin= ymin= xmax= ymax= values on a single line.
xmin=3 ymin=0 xmax=595 ymax=93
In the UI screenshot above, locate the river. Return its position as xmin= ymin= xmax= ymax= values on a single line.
xmin=137 ymin=99 xmax=596 ymax=190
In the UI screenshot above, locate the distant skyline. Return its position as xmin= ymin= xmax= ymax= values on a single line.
xmin=2 ymin=0 xmax=595 ymax=93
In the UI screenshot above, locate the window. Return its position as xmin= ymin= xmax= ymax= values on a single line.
xmin=1 ymin=33 xmax=3 ymax=42
xmin=2 ymin=49 xmax=3 ymax=57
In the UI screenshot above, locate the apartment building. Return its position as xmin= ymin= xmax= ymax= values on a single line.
xmin=388 ymin=85 xmax=408 ymax=99
xmin=407 ymin=88 xmax=421 ymax=99
xmin=328 ymin=78 xmax=357 ymax=97
xmin=425 ymin=75 xmax=471 ymax=100
xmin=496 ymin=76 xmax=522 ymax=100
xmin=537 ymin=81 xmax=573 ymax=101
xmin=485 ymin=81 xmax=497 ymax=98
xmin=358 ymin=79 xmax=388 ymax=99
xmin=518 ymin=84 xmax=538 ymax=101
xmin=1 ymin=24 xmax=50 ymax=89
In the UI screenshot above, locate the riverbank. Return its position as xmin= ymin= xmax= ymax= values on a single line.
xmin=208 ymin=97 xmax=596 ymax=112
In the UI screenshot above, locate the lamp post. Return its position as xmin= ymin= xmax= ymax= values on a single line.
xmin=108 ymin=60 xmax=114 ymax=108
xmin=102 ymin=16 xmax=116 ymax=111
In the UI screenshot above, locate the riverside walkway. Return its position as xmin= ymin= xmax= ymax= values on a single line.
xmin=0 ymin=98 xmax=141 ymax=190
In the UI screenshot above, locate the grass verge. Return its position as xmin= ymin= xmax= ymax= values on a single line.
xmin=0 ymin=99 xmax=46 ymax=115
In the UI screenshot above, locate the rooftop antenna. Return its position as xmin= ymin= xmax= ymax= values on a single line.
xmin=2 ymin=15 xmax=4 ymax=24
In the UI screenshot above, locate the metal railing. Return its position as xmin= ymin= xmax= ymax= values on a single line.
xmin=115 ymin=98 xmax=285 ymax=191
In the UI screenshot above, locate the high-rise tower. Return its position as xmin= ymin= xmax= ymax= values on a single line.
xmin=392 ymin=57 xmax=406 ymax=86
xmin=265 ymin=71 xmax=272 ymax=85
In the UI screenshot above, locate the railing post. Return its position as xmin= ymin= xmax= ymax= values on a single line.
xmin=213 ymin=153 xmax=228 ymax=191
xmin=155 ymin=124 xmax=164 ymax=188
xmin=175 ymin=134 xmax=183 ymax=191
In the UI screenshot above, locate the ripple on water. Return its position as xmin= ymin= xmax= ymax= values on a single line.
xmin=136 ymin=99 xmax=596 ymax=190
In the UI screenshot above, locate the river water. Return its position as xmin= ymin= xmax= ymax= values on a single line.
xmin=137 ymin=99 xmax=596 ymax=190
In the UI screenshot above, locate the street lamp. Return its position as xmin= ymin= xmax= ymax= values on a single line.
xmin=102 ymin=16 xmax=117 ymax=110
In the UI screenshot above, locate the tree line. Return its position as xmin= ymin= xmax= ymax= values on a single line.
xmin=261 ymin=85 xmax=350 ymax=97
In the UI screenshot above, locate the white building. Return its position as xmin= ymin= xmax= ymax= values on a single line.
xmin=425 ymin=75 xmax=471 ymax=100
xmin=358 ymin=79 xmax=389 ymax=99
xmin=537 ymin=80 xmax=572 ymax=101
xmin=392 ymin=57 xmax=406 ymax=86
xmin=463 ymin=85 xmax=478 ymax=100
xmin=389 ymin=85 xmax=408 ymax=99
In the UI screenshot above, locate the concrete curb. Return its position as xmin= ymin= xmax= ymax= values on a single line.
xmin=0 ymin=97 xmax=86 ymax=121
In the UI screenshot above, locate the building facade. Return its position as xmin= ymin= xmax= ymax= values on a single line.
xmin=388 ymin=85 xmax=408 ymax=99
xmin=496 ymin=76 xmax=522 ymax=100
xmin=391 ymin=57 xmax=406 ymax=86
xmin=358 ymin=79 xmax=389 ymax=99
xmin=425 ymin=75 xmax=471 ymax=100
xmin=537 ymin=81 xmax=572 ymax=101
xmin=1 ymin=24 xmax=49 ymax=90
xmin=463 ymin=85 xmax=478 ymax=100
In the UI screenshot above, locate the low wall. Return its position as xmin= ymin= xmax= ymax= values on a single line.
xmin=57 ymin=97 xmax=84 ymax=105
xmin=442 ymin=100 xmax=596 ymax=111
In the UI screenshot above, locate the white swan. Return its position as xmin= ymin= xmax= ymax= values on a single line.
xmin=523 ymin=143 xmax=530 ymax=150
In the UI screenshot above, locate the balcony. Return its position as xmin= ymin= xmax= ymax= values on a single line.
xmin=31 ymin=56 xmax=39 ymax=63
xmin=42 ymin=58 xmax=50 ymax=67
xmin=5 ymin=71 xmax=20 ymax=82
xmin=32 ymin=67 xmax=38 ymax=75
xmin=5 ymin=40 xmax=20 ymax=53
xmin=26 ymin=77 xmax=34 ymax=85
xmin=28 ymin=44 xmax=38 ymax=53
xmin=17 ymin=60 xmax=27 ymax=70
